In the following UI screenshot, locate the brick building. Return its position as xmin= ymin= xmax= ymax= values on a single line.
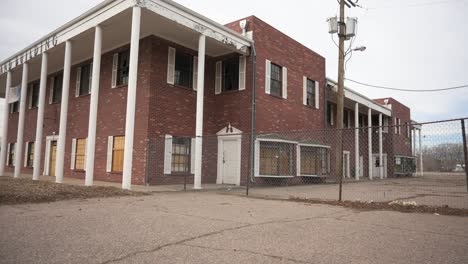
xmin=0 ymin=0 xmax=414 ymax=189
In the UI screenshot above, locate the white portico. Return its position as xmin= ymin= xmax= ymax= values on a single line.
xmin=0 ymin=0 xmax=251 ymax=189
xmin=327 ymin=79 xmax=392 ymax=180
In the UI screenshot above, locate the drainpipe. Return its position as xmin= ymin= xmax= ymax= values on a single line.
xmin=248 ymin=42 xmax=257 ymax=196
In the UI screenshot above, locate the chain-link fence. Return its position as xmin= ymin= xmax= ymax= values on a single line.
xmin=145 ymin=118 xmax=468 ymax=209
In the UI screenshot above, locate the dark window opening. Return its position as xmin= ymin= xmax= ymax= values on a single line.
xmin=223 ymin=57 xmax=239 ymax=92
xmin=10 ymin=102 xmax=19 ymax=113
xmin=31 ymin=82 xmax=40 ymax=108
xmin=27 ymin=142 xmax=34 ymax=167
xmin=8 ymin=143 xmax=15 ymax=166
xmin=174 ymin=52 xmax=193 ymax=88
xmin=79 ymin=63 xmax=92 ymax=96
xmin=306 ymin=79 xmax=315 ymax=107
xmin=171 ymin=137 xmax=191 ymax=173
xmin=117 ymin=51 xmax=130 ymax=86
xmin=52 ymin=73 xmax=63 ymax=104
xmin=270 ymin=63 xmax=282 ymax=97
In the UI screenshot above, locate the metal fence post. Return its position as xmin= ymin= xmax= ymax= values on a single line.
xmin=461 ymin=119 xmax=468 ymax=192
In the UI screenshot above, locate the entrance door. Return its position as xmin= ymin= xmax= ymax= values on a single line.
xmin=372 ymin=154 xmax=387 ymax=179
xmin=49 ymin=141 xmax=57 ymax=177
xmin=221 ymin=140 xmax=240 ymax=185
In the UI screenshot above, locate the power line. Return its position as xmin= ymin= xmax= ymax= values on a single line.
xmin=345 ymin=78 xmax=468 ymax=92
xmin=365 ymin=0 xmax=466 ymax=10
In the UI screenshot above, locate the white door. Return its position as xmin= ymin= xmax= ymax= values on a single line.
xmin=372 ymin=154 xmax=387 ymax=179
xmin=222 ymin=140 xmax=241 ymax=185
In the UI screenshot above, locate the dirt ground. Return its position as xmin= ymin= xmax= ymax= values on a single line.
xmin=0 ymin=177 xmax=145 ymax=205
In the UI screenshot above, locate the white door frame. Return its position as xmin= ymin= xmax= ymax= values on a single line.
xmin=343 ymin=151 xmax=350 ymax=178
xmin=216 ymin=126 xmax=242 ymax=186
xmin=372 ymin=153 xmax=387 ymax=179
xmin=44 ymin=135 xmax=59 ymax=176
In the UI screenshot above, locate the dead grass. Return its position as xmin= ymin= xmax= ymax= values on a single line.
xmin=289 ymin=196 xmax=468 ymax=217
xmin=0 ymin=177 xmax=147 ymax=205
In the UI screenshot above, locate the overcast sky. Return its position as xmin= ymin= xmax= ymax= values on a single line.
xmin=0 ymin=0 xmax=467 ymax=134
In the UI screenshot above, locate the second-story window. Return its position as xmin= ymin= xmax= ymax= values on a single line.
xmin=174 ymin=52 xmax=193 ymax=88
xmin=117 ymin=51 xmax=130 ymax=86
xmin=223 ymin=57 xmax=239 ymax=92
xmin=77 ymin=63 xmax=92 ymax=96
xmin=30 ymin=82 xmax=40 ymax=108
xmin=51 ymin=73 xmax=63 ymax=104
xmin=306 ymin=79 xmax=316 ymax=107
xmin=270 ymin=63 xmax=282 ymax=97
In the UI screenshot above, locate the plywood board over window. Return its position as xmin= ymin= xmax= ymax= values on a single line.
xmin=112 ymin=136 xmax=125 ymax=172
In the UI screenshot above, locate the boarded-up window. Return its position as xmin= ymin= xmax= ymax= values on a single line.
xmin=300 ymin=146 xmax=329 ymax=176
xmin=171 ymin=137 xmax=191 ymax=173
xmin=75 ymin=139 xmax=86 ymax=170
xmin=112 ymin=136 xmax=125 ymax=172
xmin=27 ymin=142 xmax=35 ymax=167
xmin=260 ymin=142 xmax=294 ymax=176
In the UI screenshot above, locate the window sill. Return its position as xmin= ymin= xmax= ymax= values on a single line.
xmin=112 ymin=84 xmax=128 ymax=89
xmin=171 ymin=84 xmax=194 ymax=91
xmin=268 ymin=93 xmax=285 ymax=100
xmin=304 ymin=104 xmax=318 ymax=110
xmin=75 ymin=93 xmax=90 ymax=98
xmin=49 ymin=102 xmax=61 ymax=105
xmin=73 ymin=169 xmax=86 ymax=173
xmin=254 ymin=175 xmax=294 ymax=178
xmin=297 ymin=174 xmax=327 ymax=178
xmin=217 ymin=89 xmax=242 ymax=95
xmin=165 ymin=173 xmax=194 ymax=176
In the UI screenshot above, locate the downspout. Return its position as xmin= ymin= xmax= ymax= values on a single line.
xmin=248 ymin=42 xmax=257 ymax=195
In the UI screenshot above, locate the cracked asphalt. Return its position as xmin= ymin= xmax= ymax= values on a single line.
xmin=1 ymin=192 xmax=467 ymax=264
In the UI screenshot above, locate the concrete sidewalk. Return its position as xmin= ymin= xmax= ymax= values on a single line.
xmin=1 ymin=192 xmax=467 ymax=264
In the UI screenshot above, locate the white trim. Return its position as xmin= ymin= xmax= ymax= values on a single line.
xmin=265 ymin=59 xmax=271 ymax=95
xmin=75 ymin=67 xmax=81 ymax=97
xmin=167 ymin=47 xmax=176 ymax=85
xmin=163 ymin=134 xmax=172 ymax=174
xmin=43 ymin=135 xmax=59 ymax=176
xmin=70 ymin=138 xmax=77 ymax=170
xmin=238 ymin=56 xmax=246 ymax=90
xmin=281 ymin=67 xmax=287 ymax=99
xmin=215 ymin=61 xmax=222 ymax=94
xmin=296 ymin=145 xmax=301 ymax=177
xmin=23 ymin=142 xmax=29 ymax=167
xmin=48 ymin=76 xmax=54 ymax=104
xmin=190 ymin=138 xmax=196 ymax=174
xmin=111 ymin=53 xmax=118 ymax=88
xmin=216 ymin=133 xmax=242 ymax=186
xmin=192 ymin=56 xmax=198 ymax=90
xmin=297 ymin=143 xmax=331 ymax=149
xmin=6 ymin=143 xmax=11 ymax=166
xmin=256 ymin=138 xmax=297 ymax=144
xmin=315 ymin=81 xmax=320 ymax=109
xmin=106 ymin=136 xmax=113 ymax=172
xmin=343 ymin=150 xmax=351 ymax=178
xmin=302 ymin=76 xmax=307 ymax=105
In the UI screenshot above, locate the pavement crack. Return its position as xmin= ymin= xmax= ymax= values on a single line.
xmin=181 ymin=243 xmax=313 ymax=263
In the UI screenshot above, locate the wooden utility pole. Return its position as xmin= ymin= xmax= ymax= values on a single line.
xmin=336 ymin=0 xmax=345 ymax=201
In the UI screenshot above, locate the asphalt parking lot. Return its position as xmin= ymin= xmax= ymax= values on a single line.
xmin=1 ymin=192 xmax=467 ymax=264
xmin=239 ymin=172 xmax=468 ymax=209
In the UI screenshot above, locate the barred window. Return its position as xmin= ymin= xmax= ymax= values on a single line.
xmin=260 ymin=142 xmax=294 ymax=176
xmin=174 ymin=52 xmax=193 ymax=88
xmin=8 ymin=143 xmax=15 ymax=166
xmin=172 ymin=137 xmax=191 ymax=173
xmin=306 ymin=79 xmax=315 ymax=107
xmin=300 ymin=146 xmax=329 ymax=176
xmin=270 ymin=63 xmax=282 ymax=97
xmin=27 ymin=142 xmax=34 ymax=167
xmin=75 ymin=139 xmax=86 ymax=170
xmin=112 ymin=136 xmax=125 ymax=172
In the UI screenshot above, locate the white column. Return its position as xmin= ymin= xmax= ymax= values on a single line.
xmin=122 ymin=6 xmax=141 ymax=190
xmin=32 ymin=53 xmax=48 ymax=180
xmin=419 ymin=128 xmax=424 ymax=176
xmin=14 ymin=63 xmax=29 ymax=178
xmin=378 ymin=113 xmax=383 ymax=179
xmin=85 ymin=25 xmax=103 ymax=186
xmin=194 ymin=34 xmax=206 ymax=190
xmin=354 ymin=103 xmax=359 ymax=180
xmin=412 ymin=128 xmax=416 ymax=156
xmin=368 ymin=108 xmax=372 ymax=180
xmin=0 ymin=71 xmax=12 ymax=175
xmin=55 ymin=40 xmax=72 ymax=183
